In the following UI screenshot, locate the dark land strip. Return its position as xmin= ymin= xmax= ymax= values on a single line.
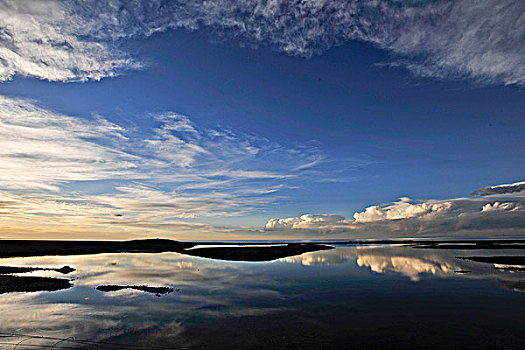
xmin=0 ymin=238 xmax=524 ymax=261
xmin=458 ymin=256 xmax=525 ymax=265
xmin=0 ymin=239 xmax=334 ymax=262
xmin=184 ymin=243 xmax=334 ymax=261
xmin=96 ymin=284 xmax=174 ymax=296
xmin=0 ymin=274 xmax=72 ymax=294
xmin=489 ymin=279 xmax=525 ymax=292
xmin=0 ymin=265 xmax=75 ymax=274
xmin=413 ymin=243 xmax=525 ymax=250
xmin=0 ymin=265 xmax=75 ymax=294
xmin=0 ymin=239 xmax=194 ymax=259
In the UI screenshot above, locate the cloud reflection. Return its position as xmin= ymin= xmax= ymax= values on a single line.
xmin=281 ymin=245 xmax=525 ymax=285
xmin=356 ymin=253 xmax=457 ymax=282
xmin=281 ymin=249 xmax=353 ymax=266
xmin=0 ymin=246 xmax=524 ymax=348
xmin=0 ymin=252 xmax=285 ymax=347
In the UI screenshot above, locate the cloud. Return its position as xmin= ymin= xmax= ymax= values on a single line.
xmin=482 ymin=202 xmax=521 ymax=212
xmin=265 ymin=214 xmax=348 ymax=232
xmin=264 ymin=181 xmax=525 ymax=237
xmin=0 ymin=1 xmax=140 ymax=81
xmin=144 ymin=114 xmax=207 ymax=168
xmin=471 ymin=181 xmax=525 ymax=196
xmin=352 ymin=198 xmax=452 ymax=223
xmin=0 ymin=95 xmax=331 ymax=238
xmin=0 ymin=0 xmax=523 ymax=86
xmin=0 ymin=95 xmax=138 ymax=191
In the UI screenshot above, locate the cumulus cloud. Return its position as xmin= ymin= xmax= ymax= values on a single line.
xmin=352 ymin=198 xmax=452 ymax=223
xmin=265 ymin=214 xmax=348 ymax=231
xmin=265 ymin=181 xmax=525 ymax=237
xmin=0 ymin=0 xmax=523 ymax=85
xmin=482 ymin=202 xmax=521 ymax=212
xmin=0 ymin=95 xmax=330 ymax=238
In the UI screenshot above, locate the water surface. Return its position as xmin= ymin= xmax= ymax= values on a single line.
xmin=0 ymin=243 xmax=524 ymax=349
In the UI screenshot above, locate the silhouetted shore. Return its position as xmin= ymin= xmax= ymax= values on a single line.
xmin=97 ymin=284 xmax=174 ymax=295
xmin=1 ymin=238 xmax=525 ymax=261
xmin=0 ymin=239 xmax=336 ymax=262
xmin=0 ymin=275 xmax=71 ymax=294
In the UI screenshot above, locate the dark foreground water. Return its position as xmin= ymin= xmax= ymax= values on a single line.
xmin=0 ymin=243 xmax=524 ymax=349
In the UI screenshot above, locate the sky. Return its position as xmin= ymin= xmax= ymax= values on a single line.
xmin=0 ymin=0 xmax=524 ymax=240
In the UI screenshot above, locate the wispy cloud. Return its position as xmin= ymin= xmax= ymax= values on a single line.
xmin=0 ymin=0 xmax=523 ymax=86
xmin=265 ymin=180 xmax=525 ymax=237
xmin=0 ymin=95 xmax=139 ymax=191
xmin=0 ymin=95 xmax=333 ymax=238
xmin=0 ymin=1 xmax=140 ymax=81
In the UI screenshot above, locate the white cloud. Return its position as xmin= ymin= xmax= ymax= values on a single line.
xmin=265 ymin=214 xmax=348 ymax=232
xmin=0 ymin=95 xmax=139 ymax=191
xmin=481 ymin=202 xmax=521 ymax=212
xmin=0 ymin=0 xmax=523 ymax=85
xmin=352 ymin=198 xmax=452 ymax=223
xmin=264 ymin=181 xmax=525 ymax=237
xmin=0 ymin=95 xmax=330 ymax=238
xmin=0 ymin=1 xmax=140 ymax=81
xmin=144 ymin=120 xmax=207 ymax=168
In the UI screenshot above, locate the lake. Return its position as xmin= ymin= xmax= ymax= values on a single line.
xmin=0 ymin=242 xmax=524 ymax=349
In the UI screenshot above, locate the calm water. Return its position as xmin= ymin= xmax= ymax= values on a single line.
xmin=0 ymin=244 xmax=524 ymax=349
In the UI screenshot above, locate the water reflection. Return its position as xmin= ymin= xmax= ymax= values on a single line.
xmin=281 ymin=245 xmax=525 ymax=284
xmin=0 ymin=252 xmax=287 ymax=348
xmin=0 ymin=244 xmax=523 ymax=349
xmin=280 ymin=248 xmax=354 ymax=266
xmin=356 ymin=253 xmax=456 ymax=281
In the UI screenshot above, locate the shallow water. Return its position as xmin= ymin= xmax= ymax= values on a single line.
xmin=0 ymin=244 xmax=524 ymax=349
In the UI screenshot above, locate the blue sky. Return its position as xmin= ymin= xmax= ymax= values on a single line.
xmin=0 ymin=0 xmax=523 ymax=239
